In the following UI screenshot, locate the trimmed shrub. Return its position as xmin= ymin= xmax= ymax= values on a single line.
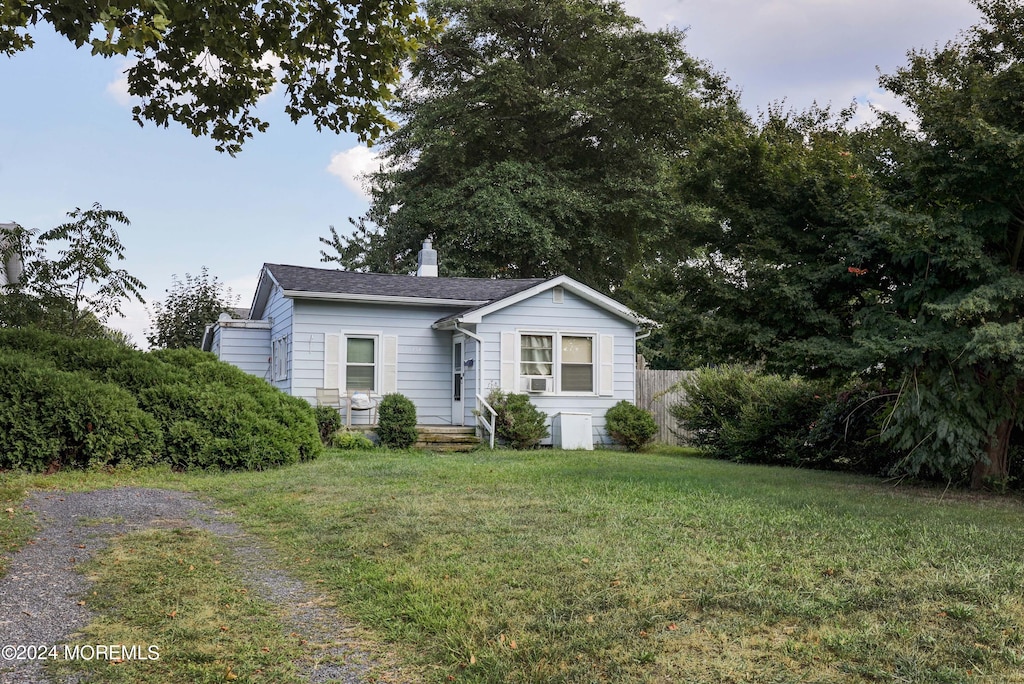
xmin=0 ymin=351 xmax=163 ymax=472
xmin=315 ymin=405 xmax=342 ymax=444
xmin=377 ymin=393 xmax=418 ymax=448
xmin=672 ymin=365 xmax=823 ymax=465
xmin=0 ymin=327 xmax=322 ymax=471
xmin=605 ymin=400 xmax=658 ymax=451
xmin=331 ymin=429 xmax=375 ymax=450
xmin=487 ymin=389 xmax=549 ymax=449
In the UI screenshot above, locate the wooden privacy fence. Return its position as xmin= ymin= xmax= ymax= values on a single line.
xmin=635 ymin=363 xmax=694 ymax=446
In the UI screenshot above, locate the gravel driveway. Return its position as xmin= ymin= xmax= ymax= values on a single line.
xmin=0 ymin=487 xmax=400 ymax=684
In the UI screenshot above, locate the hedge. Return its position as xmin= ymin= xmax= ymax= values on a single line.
xmin=0 ymin=328 xmax=321 ymax=472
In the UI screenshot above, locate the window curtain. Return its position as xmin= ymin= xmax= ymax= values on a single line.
xmin=520 ymin=335 xmax=553 ymax=376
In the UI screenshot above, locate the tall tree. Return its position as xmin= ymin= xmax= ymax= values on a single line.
xmin=320 ymin=0 xmax=739 ymax=290
xmin=0 ymin=204 xmax=145 ymax=336
xmin=864 ymin=0 xmax=1024 ymax=487
xmin=625 ymin=105 xmax=882 ymax=372
xmin=636 ymin=0 xmax=1024 ymax=487
xmin=146 ymin=267 xmax=239 ymax=349
xmin=2 ymin=1 xmax=437 ymax=153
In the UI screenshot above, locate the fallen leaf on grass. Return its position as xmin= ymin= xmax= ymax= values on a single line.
xmin=167 ymin=610 xmax=177 ymax=618
xmin=586 ymin=615 xmax=595 ymax=624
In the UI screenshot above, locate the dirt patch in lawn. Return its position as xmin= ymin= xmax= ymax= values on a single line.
xmin=0 ymin=487 xmax=408 ymax=683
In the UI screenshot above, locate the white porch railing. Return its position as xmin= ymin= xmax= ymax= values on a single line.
xmin=476 ymin=393 xmax=497 ymax=448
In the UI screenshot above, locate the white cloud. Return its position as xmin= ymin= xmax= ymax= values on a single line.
xmin=106 ymin=59 xmax=137 ymax=107
xmin=621 ymin=0 xmax=980 ymax=115
xmin=326 ymin=146 xmax=381 ymax=200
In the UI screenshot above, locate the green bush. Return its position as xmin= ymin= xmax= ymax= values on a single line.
xmin=0 ymin=351 xmax=163 ymax=471
xmin=672 ymin=365 xmax=823 ymax=465
xmin=315 ymin=405 xmax=342 ymax=444
xmin=605 ymin=400 xmax=658 ymax=451
xmin=331 ymin=429 xmax=375 ymax=450
xmin=377 ymin=393 xmax=418 ymax=448
xmin=487 ymin=389 xmax=549 ymax=449
xmin=0 ymin=327 xmax=322 ymax=471
xmin=804 ymin=383 xmax=903 ymax=475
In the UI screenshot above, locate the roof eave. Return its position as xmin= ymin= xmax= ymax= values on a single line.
xmin=449 ymin=275 xmax=642 ymax=326
xmin=282 ymin=289 xmax=488 ymax=308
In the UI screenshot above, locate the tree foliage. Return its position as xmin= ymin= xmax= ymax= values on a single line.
xmin=2 ymin=1 xmax=438 ymax=153
xmin=626 ymin=105 xmax=882 ymax=372
xmin=321 ymin=0 xmax=740 ymax=290
xmin=146 ymin=267 xmax=238 ymax=349
xmin=864 ymin=0 xmax=1024 ymax=487
xmin=0 ymin=204 xmax=145 ymax=337
xmin=640 ymin=0 xmax=1024 ymax=487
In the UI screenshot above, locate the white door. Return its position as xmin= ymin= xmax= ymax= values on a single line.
xmin=452 ymin=336 xmax=465 ymax=425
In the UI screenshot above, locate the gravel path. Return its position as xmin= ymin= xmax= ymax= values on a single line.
xmin=0 ymin=487 xmax=400 ymax=684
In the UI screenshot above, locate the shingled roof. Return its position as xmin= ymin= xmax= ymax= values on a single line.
xmin=262 ymin=263 xmax=548 ymax=303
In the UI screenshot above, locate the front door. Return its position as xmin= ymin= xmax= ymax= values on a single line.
xmin=452 ymin=336 xmax=465 ymax=425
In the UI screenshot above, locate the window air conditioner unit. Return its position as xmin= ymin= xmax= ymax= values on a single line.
xmin=522 ymin=377 xmax=552 ymax=393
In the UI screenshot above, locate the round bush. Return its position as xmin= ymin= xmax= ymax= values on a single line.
xmin=0 ymin=351 xmax=163 ymax=472
xmin=605 ymin=400 xmax=658 ymax=451
xmin=487 ymin=389 xmax=549 ymax=449
xmin=377 ymin=393 xmax=418 ymax=448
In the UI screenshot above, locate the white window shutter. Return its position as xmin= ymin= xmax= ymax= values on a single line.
xmin=599 ymin=334 xmax=615 ymax=396
xmin=324 ymin=333 xmax=341 ymax=390
xmin=382 ymin=335 xmax=398 ymax=394
xmin=500 ymin=332 xmax=516 ymax=391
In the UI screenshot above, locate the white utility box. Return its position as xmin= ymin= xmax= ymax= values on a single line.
xmin=552 ymin=412 xmax=593 ymax=450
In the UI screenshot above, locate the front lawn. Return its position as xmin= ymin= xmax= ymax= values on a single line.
xmin=187 ymin=449 xmax=1024 ymax=683
xmin=3 ymin=448 xmax=1022 ymax=682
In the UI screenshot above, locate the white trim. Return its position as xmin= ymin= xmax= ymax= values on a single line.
xmin=445 ymin=276 xmax=641 ymax=326
xmin=341 ymin=330 xmax=385 ymax=393
xmin=250 ymin=266 xmax=282 ymax=320
xmin=283 ymin=290 xmax=487 ymax=307
xmin=515 ymin=329 xmax=599 ymax=396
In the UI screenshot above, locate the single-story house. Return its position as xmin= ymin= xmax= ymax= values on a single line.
xmin=202 ymin=241 xmax=649 ymax=447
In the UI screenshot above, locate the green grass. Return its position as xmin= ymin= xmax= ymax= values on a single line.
xmin=50 ymin=527 xmax=303 ymax=683
xmin=4 ymin=449 xmax=1024 ymax=682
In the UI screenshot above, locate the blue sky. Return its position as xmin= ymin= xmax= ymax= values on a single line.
xmin=1 ymin=0 xmax=981 ymax=346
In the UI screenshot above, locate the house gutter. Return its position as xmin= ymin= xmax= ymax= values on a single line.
xmin=282 ymin=290 xmax=487 ymax=308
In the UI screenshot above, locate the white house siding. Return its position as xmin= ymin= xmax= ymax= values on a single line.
xmin=290 ymin=299 xmax=466 ymax=424
xmin=476 ymin=289 xmax=637 ymax=446
xmin=264 ymin=284 xmax=294 ymax=393
xmin=216 ymin=325 xmax=271 ymax=379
